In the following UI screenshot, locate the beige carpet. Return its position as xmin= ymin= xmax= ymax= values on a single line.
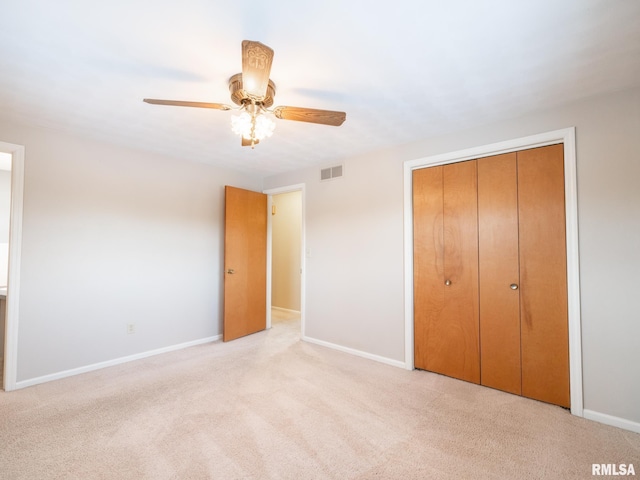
xmin=1 ymin=311 xmax=638 ymax=479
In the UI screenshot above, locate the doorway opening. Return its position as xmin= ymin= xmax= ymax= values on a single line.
xmin=265 ymin=185 xmax=304 ymax=337
xmin=0 ymin=141 xmax=25 ymax=392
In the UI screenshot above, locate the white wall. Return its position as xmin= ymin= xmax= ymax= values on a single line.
xmin=264 ymin=86 xmax=640 ymax=428
xmin=268 ymin=157 xmax=406 ymax=361
xmin=0 ymin=121 xmax=262 ymax=382
xmin=271 ymin=191 xmax=301 ymax=311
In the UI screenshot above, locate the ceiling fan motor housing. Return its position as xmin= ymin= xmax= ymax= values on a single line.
xmin=228 ymin=73 xmax=277 ymax=107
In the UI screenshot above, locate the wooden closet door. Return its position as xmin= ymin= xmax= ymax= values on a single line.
xmin=442 ymin=161 xmax=480 ymax=383
xmin=477 ymin=153 xmax=522 ymax=395
xmin=518 ymin=144 xmax=570 ymax=407
xmin=413 ymin=167 xmax=444 ymax=371
xmin=413 ymin=161 xmax=480 ymax=384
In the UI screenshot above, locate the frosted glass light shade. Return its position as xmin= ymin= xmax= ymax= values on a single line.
xmin=231 ymin=112 xmax=276 ymax=141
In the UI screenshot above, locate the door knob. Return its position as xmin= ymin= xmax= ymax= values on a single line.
xmin=510 ymin=283 xmax=518 ymax=290
xmin=445 ymin=280 xmax=451 ymax=286
xmin=226 ymin=269 xmax=235 ymax=274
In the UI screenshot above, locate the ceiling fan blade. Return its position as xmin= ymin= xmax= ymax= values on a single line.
xmin=241 ymin=137 xmax=259 ymax=147
xmin=143 ymin=99 xmax=231 ymax=110
xmin=273 ymin=106 xmax=346 ymax=126
xmin=242 ymin=40 xmax=274 ymax=99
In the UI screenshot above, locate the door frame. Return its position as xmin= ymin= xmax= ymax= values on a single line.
xmin=263 ymin=184 xmax=306 ymax=336
xmin=403 ymin=127 xmax=583 ymax=417
xmin=0 ymin=141 xmax=25 ymax=392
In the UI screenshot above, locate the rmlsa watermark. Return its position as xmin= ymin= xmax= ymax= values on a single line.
xmin=592 ymin=463 xmax=636 ymax=476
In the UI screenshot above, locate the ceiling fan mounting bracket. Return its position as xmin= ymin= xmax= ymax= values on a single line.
xmin=228 ymin=73 xmax=276 ymax=108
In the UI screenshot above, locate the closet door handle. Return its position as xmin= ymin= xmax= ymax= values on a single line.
xmin=510 ymin=283 xmax=518 ymax=290
xmin=445 ymin=280 xmax=451 ymax=286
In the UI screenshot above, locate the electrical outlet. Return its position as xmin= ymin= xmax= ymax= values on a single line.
xmin=127 ymin=323 xmax=135 ymax=334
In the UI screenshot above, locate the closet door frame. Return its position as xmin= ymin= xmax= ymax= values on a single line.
xmin=403 ymin=127 xmax=583 ymax=417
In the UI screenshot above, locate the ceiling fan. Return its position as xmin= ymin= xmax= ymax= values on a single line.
xmin=143 ymin=40 xmax=347 ymax=148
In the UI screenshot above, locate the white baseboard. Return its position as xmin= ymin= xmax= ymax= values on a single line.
xmin=13 ymin=335 xmax=222 ymax=390
xmin=271 ymin=306 xmax=301 ymax=314
xmin=302 ymin=335 xmax=406 ymax=369
xmin=583 ymin=409 xmax=640 ymax=434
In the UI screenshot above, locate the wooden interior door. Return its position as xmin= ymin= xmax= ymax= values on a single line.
xmin=477 ymin=153 xmax=522 ymax=395
xmin=517 ymin=144 xmax=570 ymax=407
xmin=223 ymin=186 xmax=267 ymax=342
xmin=413 ymin=161 xmax=480 ymax=384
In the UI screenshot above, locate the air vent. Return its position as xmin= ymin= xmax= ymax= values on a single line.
xmin=320 ymin=164 xmax=344 ymax=182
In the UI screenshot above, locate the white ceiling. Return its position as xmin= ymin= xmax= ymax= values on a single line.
xmin=1 ymin=0 xmax=639 ymax=176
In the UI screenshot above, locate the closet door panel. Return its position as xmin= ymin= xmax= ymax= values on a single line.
xmin=440 ymin=161 xmax=480 ymax=383
xmin=413 ymin=167 xmax=445 ymax=371
xmin=413 ymin=162 xmax=480 ymax=384
xmin=518 ymin=144 xmax=570 ymax=408
xmin=477 ymin=153 xmax=522 ymax=395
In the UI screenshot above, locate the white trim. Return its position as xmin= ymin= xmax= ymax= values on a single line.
xmin=0 ymin=141 xmax=25 ymax=392
xmin=271 ymin=306 xmax=301 ymax=315
xmin=14 ymin=335 xmax=221 ymax=390
xmin=403 ymin=128 xmax=584 ymax=417
xmin=265 ymin=195 xmax=273 ymax=329
xmin=583 ymin=410 xmax=640 ymax=434
xmin=264 ymin=184 xmax=306 ymax=338
xmin=302 ymin=335 xmax=406 ymax=369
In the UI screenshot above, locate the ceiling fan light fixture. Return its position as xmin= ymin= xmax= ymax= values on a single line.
xmin=144 ymin=40 xmax=345 ymax=149
xmin=231 ymin=111 xmax=252 ymax=138
xmin=231 ymin=111 xmax=275 ymax=141
xmin=254 ymin=112 xmax=276 ymax=139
